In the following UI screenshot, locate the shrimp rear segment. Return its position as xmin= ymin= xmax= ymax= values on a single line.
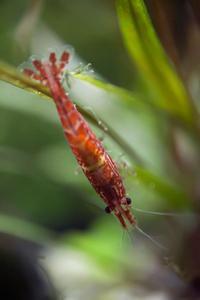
xmin=23 ymin=50 xmax=137 ymax=229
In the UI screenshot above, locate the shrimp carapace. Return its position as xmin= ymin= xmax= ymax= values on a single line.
xmin=23 ymin=50 xmax=137 ymax=229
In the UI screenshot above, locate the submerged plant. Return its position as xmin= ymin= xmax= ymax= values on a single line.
xmin=0 ymin=0 xmax=200 ymax=299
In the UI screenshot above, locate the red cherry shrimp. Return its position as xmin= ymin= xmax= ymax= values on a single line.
xmin=23 ymin=50 xmax=137 ymax=229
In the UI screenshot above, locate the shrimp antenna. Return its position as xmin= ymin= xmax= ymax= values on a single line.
xmin=133 ymin=207 xmax=193 ymax=217
xmin=133 ymin=224 xmax=167 ymax=251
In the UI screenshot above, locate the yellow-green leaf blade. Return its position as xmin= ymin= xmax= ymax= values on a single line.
xmin=116 ymin=0 xmax=195 ymax=125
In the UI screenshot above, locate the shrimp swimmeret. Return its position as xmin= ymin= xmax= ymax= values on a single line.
xmin=23 ymin=51 xmax=137 ymax=229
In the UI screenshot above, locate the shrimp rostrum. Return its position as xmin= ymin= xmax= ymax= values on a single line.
xmin=23 ymin=51 xmax=137 ymax=229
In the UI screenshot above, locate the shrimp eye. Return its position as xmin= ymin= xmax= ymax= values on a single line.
xmin=126 ymin=197 xmax=132 ymax=205
xmin=105 ymin=206 xmax=112 ymax=214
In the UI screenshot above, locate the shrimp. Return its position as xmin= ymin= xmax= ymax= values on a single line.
xmin=23 ymin=51 xmax=137 ymax=229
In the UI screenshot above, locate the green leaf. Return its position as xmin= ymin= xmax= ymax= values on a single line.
xmin=116 ymin=0 xmax=195 ymax=125
xmin=0 ymin=60 xmax=188 ymax=205
xmin=0 ymin=60 xmax=144 ymax=165
xmin=73 ymin=73 xmax=147 ymax=109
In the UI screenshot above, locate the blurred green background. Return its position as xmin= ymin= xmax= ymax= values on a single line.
xmin=0 ymin=0 xmax=200 ymax=299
